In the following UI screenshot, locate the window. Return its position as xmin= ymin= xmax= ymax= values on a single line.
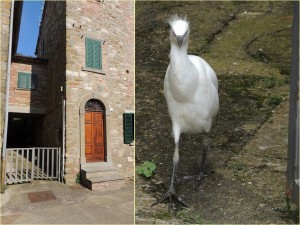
xmin=85 ymin=38 xmax=102 ymax=70
xmin=17 ymin=72 xmax=37 ymax=90
xmin=123 ymin=113 xmax=134 ymax=144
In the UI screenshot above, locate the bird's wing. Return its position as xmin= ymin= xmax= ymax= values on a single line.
xmin=188 ymin=55 xmax=218 ymax=90
xmin=188 ymin=55 xmax=219 ymax=121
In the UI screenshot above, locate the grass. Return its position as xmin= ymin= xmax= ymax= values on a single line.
xmin=176 ymin=207 xmax=203 ymax=224
xmin=275 ymin=198 xmax=300 ymax=223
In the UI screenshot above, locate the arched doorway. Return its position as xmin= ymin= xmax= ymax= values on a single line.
xmin=84 ymin=99 xmax=106 ymax=162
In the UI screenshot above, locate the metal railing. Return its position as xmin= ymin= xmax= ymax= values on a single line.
xmin=5 ymin=147 xmax=64 ymax=184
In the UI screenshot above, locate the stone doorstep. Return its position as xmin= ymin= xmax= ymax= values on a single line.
xmin=82 ymin=174 xmax=125 ymax=191
xmin=82 ymin=169 xmax=120 ymax=180
xmin=80 ymin=163 xmax=119 ymax=180
xmin=80 ymin=163 xmax=125 ymax=191
xmin=81 ymin=162 xmax=115 ymax=171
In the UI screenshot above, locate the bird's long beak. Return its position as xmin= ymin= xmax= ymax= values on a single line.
xmin=176 ymin=35 xmax=184 ymax=47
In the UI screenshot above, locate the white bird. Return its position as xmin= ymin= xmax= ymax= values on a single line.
xmin=152 ymin=15 xmax=219 ymax=208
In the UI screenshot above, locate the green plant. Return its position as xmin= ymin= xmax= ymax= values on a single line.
xmin=263 ymin=77 xmax=276 ymax=88
xmin=137 ymin=161 xmax=156 ymax=178
xmin=177 ymin=208 xmax=203 ymax=224
xmin=75 ymin=173 xmax=81 ymax=184
xmin=268 ymin=96 xmax=282 ymax=106
xmin=275 ymin=197 xmax=299 ymax=223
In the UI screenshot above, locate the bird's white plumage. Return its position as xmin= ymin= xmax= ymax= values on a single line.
xmin=164 ymin=16 xmax=219 ymax=137
xmin=152 ymin=15 xmax=219 ymax=208
xmin=169 ymin=18 xmax=189 ymax=36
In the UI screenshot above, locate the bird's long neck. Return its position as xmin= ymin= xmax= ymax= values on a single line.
xmin=168 ymin=42 xmax=198 ymax=102
xmin=170 ymin=44 xmax=189 ymax=71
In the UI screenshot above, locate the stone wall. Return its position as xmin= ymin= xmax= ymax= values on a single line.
xmin=35 ymin=1 xmax=66 ymax=148
xmin=0 ymin=0 xmax=11 ymax=150
xmin=9 ymin=61 xmax=47 ymax=112
xmin=65 ymin=0 xmax=134 ymax=183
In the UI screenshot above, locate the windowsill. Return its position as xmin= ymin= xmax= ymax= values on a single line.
xmin=17 ymin=88 xmax=36 ymax=91
xmin=82 ymin=67 xmax=106 ymax=75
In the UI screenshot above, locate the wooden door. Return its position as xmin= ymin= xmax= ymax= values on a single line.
xmin=85 ymin=111 xmax=105 ymax=162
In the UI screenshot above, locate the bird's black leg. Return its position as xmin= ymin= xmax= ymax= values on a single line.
xmin=194 ymin=143 xmax=208 ymax=188
xmin=178 ymin=141 xmax=209 ymax=189
xmin=151 ymin=162 xmax=189 ymax=209
xmin=151 ymin=141 xmax=189 ymax=209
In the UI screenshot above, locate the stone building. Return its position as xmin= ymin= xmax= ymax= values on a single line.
xmin=1 ymin=0 xmax=134 ymax=190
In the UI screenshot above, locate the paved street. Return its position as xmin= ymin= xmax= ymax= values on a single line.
xmin=0 ymin=180 xmax=134 ymax=224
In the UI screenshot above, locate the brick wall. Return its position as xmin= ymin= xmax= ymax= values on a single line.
xmin=0 ymin=0 xmax=11 ymax=149
xmin=9 ymin=61 xmax=47 ymax=110
xmin=65 ymin=0 xmax=134 ymax=183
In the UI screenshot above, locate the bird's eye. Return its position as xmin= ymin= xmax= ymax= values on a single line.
xmin=183 ymin=30 xmax=188 ymax=37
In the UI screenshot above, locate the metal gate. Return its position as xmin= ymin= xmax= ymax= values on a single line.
xmin=5 ymin=147 xmax=64 ymax=184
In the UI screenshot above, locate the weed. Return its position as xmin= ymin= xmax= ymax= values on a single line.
xmin=268 ymin=96 xmax=283 ymax=106
xmin=230 ymin=163 xmax=244 ymax=171
xmin=177 ymin=207 xmax=203 ymax=224
xmin=137 ymin=161 xmax=156 ymax=178
xmin=76 ymin=172 xmax=81 ymax=184
xmin=263 ymin=77 xmax=276 ymax=89
xmin=276 ymin=198 xmax=299 ymax=223
xmin=152 ymin=211 xmax=172 ymax=220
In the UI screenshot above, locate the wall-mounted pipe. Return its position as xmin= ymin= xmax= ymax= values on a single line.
xmin=1 ymin=0 xmax=15 ymax=194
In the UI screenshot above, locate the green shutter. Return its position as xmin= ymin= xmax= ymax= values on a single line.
xmin=123 ymin=113 xmax=134 ymax=144
xmin=85 ymin=38 xmax=102 ymax=70
xmin=18 ymin=72 xmax=28 ymax=89
xmin=99 ymin=42 xmax=102 ymax=69
xmin=93 ymin=41 xmax=101 ymax=69
xmin=17 ymin=72 xmax=37 ymax=90
xmin=85 ymin=38 xmax=94 ymax=68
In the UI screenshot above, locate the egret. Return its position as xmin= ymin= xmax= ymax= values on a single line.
xmin=152 ymin=15 xmax=219 ymax=208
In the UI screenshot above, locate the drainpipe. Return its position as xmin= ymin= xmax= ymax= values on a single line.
xmin=61 ymin=86 xmax=65 ymax=182
xmin=1 ymin=0 xmax=15 ymax=194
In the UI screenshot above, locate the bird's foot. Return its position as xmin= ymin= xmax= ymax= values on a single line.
xmin=151 ymin=185 xmax=189 ymax=210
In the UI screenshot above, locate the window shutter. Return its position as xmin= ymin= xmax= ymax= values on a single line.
xmin=93 ymin=41 xmax=101 ymax=70
xmin=85 ymin=38 xmax=102 ymax=70
xmin=85 ymin=38 xmax=94 ymax=68
xmin=18 ymin=72 xmax=37 ymax=90
xmin=27 ymin=74 xmax=32 ymax=89
xmin=123 ymin=113 xmax=134 ymax=144
xmin=18 ymin=72 xmax=28 ymax=89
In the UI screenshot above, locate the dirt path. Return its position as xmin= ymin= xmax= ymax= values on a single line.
xmin=135 ymin=1 xmax=298 ymax=224
xmin=135 ymin=100 xmax=294 ymax=224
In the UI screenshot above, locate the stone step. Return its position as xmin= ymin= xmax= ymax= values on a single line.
xmin=81 ymin=169 xmax=119 ymax=180
xmin=89 ymin=174 xmax=124 ymax=183
xmin=81 ymin=162 xmax=116 ymax=171
xmin=82 ymin=174 xmax=125 ymax=191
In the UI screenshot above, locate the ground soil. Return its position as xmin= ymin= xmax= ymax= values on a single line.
xmin=135 ymin=1 xmax=298 ymax=224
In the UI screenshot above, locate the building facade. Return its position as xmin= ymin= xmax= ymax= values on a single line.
xmin=1 ymin=0 xmax=134 ymax=189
